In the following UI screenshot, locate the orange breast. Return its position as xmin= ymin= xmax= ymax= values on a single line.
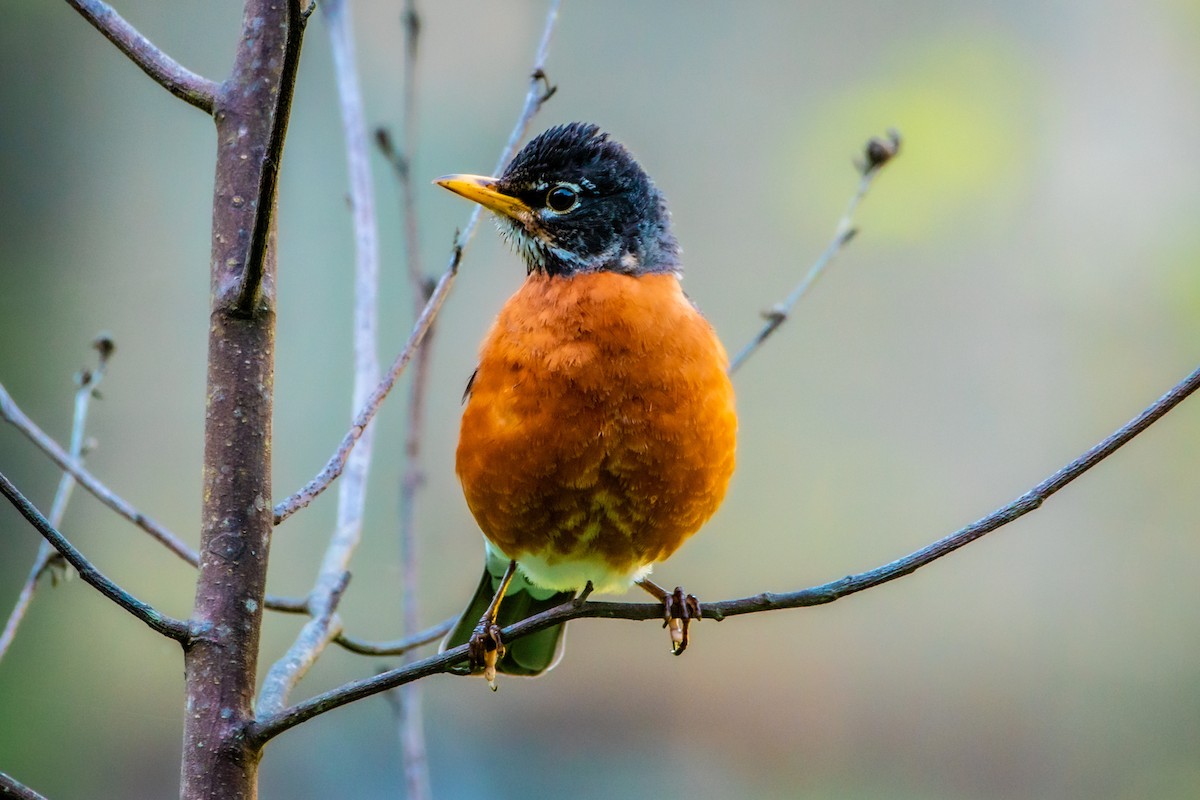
xmin=456 ymin=271 xmax=737 ymax=591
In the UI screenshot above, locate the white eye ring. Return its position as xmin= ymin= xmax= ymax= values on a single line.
xmin=545 ymin=183 xmax=580 ymax=213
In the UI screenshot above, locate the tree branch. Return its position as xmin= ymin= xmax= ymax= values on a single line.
xmin=0 ymin=378 xmax=319 ymax=618
xmin=64 ymin=0 xmax=218 ymax=113
xmin=250 ymin=360 xmax=1200 ymax=744
xmin=1 ymin=336 xmax=111 ymax=661
xmin=385 ymin=1 xmax=432 ymax=795
xmin=0 ymin=771 xmax=50 ymax=800
xmin=230 ymin=0 xmax=308 ymax=315
xmin=0 ymin=382 xmax=198 ymax=565
xmin=333 ymin=618 xmax=452 ymax=657
xmin=183 ymin=1 xmax=307 ymax=794
xmin=272 ymin=0 xmax=564 ymax=525
xmin=256 ymin=0 xmax=382 ymax=717
xmin=728 ymin=130 xmax=900 ymax=374
xmin=0 ymin=471 xmax=190 ymax=642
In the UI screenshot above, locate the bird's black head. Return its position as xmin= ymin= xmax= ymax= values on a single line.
xmin=436 ymin=123 xmax=680 ymax=278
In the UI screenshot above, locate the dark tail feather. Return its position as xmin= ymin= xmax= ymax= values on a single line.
xmin=442 ymin=565 xmax=575 ymax=677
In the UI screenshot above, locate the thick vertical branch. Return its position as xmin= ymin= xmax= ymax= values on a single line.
xmin=183 ymin=1 xmax=305 ymax=798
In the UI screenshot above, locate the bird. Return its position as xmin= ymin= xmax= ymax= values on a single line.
xmin=436 ymin=122 xmax=737 ymax=688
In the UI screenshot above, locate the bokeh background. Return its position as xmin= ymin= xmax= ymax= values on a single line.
xmin=3 ymin=1 xmax=1200 ymax=798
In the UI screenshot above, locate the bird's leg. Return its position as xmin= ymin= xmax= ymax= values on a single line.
xmin=470 ymin=558 xmax=518 ymax=690
xmin=635 ymin=577 xmax=701 ymax=655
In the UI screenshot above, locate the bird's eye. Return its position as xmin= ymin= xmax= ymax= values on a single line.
xmin=545 ymin=185 xmax=579 ymax=213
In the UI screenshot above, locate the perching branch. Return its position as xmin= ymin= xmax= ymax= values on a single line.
xmin=272 ymin=0 xmax=564 ymax=525
xmin=0 ymin=770 xmax=50 ymax=800
xmin=728 ymin=129 xmax=900 ymax=374
xmin=257 ymin=0 xmax=382 ymax=717
xmin=250 ymin=360 xmax=1200 ymax=743
xmin=0 ymin=471 xmax=191 ymax=643
xmin=64 ymin=0 xmax=218 ymax=113
xmin=1 ymin=336 xmax=112 ymax=662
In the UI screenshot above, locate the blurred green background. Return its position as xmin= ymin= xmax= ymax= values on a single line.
xmin=3 ymin=1 xmax=1200 ymax=798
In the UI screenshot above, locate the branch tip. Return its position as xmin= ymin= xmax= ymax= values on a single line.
xmin=862 ymin=128 xmax=901 ymax=173
xmin=92 ymin=331 xmax=117 ymax=362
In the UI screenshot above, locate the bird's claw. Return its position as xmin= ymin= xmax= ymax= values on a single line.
xmin=660 ymin=586 xmax=701 ymax=655
xmin=468 ymin=621 xmax=506 ymax=690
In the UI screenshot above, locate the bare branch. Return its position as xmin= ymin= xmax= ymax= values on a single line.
xmin=0 ymin=771 xmax=50 ymax=800
xmin=248 ymin=644 xmax=465 ymax=744
xmin=64 ymin=0 xmax=218 ymax=113
xmin=250 ymin=361 xmax=1200 ymax=743
xmin=447 ymin=0 xmax=563 ymax=258
xmin=394 ymin=315 xmax=435 ymax=800
xmin=1 ymin=337 xmax=110 ymax=661
xmin=273 ymin=0 xmax=565 ymax=525
xmin=0 ymin=382 xmax=198 ymax=565
xmin=184 ymin=2 xmax=308 ymax=793
xmin=0 ymin=377 xmax=312 ymax=618
xmin=0 ymin=471 xmax=190 ymax=642
xmin=390 ymin=1 xmax=432 ymax=795
xmin=334 ymin=618 xmax=453 ymax=657
xmin=257 ymin=0 xmax=381 ymax=717
xmin=264 ymin=594 xmax=310 ymax=614
xmin=728 ymin=129 xmax=901 ymax=374
xmin=256 ymin=573 xmax=351 ymax=716
xmin=230 ymin=0 xmax=308 ymax=315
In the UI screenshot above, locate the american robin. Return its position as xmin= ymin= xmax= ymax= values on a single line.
xmin=437 ymin=122 xmax=737 ymax=687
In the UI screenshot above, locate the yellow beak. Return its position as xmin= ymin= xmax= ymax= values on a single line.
xmin=434 ymin=174 xmax=533 ymax=221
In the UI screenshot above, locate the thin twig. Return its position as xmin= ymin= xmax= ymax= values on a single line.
xmin=0 ymin=771 xmax=50 ymax=800
xmin=0 ymin=378 xmax=303 ymax=616
xmin=390 ymin=3 xmax=432 ymax=793
xmin=271 ymin=267 xmax=449 ymax=525
xmin=394 ymin=314 xmax=435 ymax=800
xmin=1 ymin=337 xmax=111 ymax=661
xmin=249 ymin=361 xmax=1200 ymax=744
xmin=272 ymin=0 xmax=564 ymax=525
xmin=256 ymin=0 xmax=380 ymax=718
xmin=334 ymin=618 xmax=453 ymax=656
xmin=398 ymin=0 xmax=424 ymax=292
xmin=256 ymin=573 xmax=352 ymax=717
xmin=0 ymin=471 xmax=191 ymax=642
xmin=0 ymin=382 xmax=198 ymax=565
xmin=728 ymin=130 xmax=901 ymax=374
xmin=64 ymin=0 xmax=218 ymax=113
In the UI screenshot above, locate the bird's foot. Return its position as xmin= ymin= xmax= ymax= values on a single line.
xmin=661 ymin=586 xmax=701 ymax=656
xmin=468 ymin=621 xmax=506 ymax=691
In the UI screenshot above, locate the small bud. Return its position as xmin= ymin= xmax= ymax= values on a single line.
xmin=375 ymin=127 xmax=395 ymax=157
xmin=92 ymin=332 xmax=116 ymax=363
xmin=862 ymin=128 xmax=902 ymax=173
